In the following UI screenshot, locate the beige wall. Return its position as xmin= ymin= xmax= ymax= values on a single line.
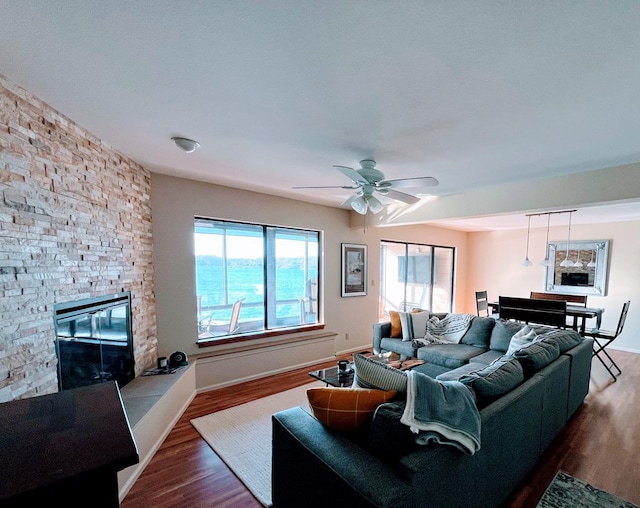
xmin=466 ymin=221 xmax=640 ymax=352
xmin=151 ymin=174 xmax=468 ymax=390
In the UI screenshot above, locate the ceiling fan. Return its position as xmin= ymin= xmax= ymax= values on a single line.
xmin=293 ymin=160 xmax=439 ymax=214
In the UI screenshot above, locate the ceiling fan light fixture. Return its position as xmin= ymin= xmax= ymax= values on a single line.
xmin=350 ymin=196 xmax=368 ymax=214
xmin=293 ymin=160 xmax=439 ymax=212
xmin=368 ymin=195 xmax=384 ymax=214
xmin=171 ymin=136 xmax=201 ymax=153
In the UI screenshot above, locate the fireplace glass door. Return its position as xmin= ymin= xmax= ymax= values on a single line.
xmin=54 ymin=292 xmax=134 ymax=390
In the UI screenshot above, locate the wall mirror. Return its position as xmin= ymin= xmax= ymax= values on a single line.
xmin=544 ymin=240 xmax=610 ymax=296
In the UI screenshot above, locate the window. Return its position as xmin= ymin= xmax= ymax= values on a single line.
xmin=379 ymin=241 xmax=455 ymax=320
xmin=194 ymin=218 xmax=320 ymax=342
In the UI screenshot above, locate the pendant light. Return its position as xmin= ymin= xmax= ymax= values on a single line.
xmin=587 ymin=249 xmax=597 ymax=268
xmin=522 ymin=215 xmax=533 ymax=266
xmin=539 ymin=213 xmax=552 ymax=266
xmin=559 ymin=211 xmax=574 ymax=267
xmin=573 ymin=251 xmax=584 ymax=268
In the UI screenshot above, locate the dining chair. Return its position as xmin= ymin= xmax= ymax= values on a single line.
xmin=530 ymin=292 xmax=588 ymax=328
xmin=475 ymin=291 xmax=490 ymax=317
xmin=583 ymin=300 xmax=630 ymax=382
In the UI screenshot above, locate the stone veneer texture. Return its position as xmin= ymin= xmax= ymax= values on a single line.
xmin=0 ymin=74 xmax=157 ymax=402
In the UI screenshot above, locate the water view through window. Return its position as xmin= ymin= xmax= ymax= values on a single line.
xmin=194 ymin=218 xmax=320 ymax=341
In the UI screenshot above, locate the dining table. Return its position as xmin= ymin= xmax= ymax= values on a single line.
xmin=489 ymin=301 xmax=604 ymax=335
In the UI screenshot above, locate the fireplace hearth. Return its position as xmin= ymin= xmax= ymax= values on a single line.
xmin=53 ymin=292 xmax=135 ymax=391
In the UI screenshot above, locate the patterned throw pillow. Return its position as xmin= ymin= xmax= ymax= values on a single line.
xmin=352 ymin=353 xmax=408 ymax=393
xmin=307 ymin=387 xmax=398 ymax=433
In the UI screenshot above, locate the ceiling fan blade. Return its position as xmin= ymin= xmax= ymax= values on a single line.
xmin=292 ymin=185 xmax=359 ymax=189
xmin=383 ymin=188 xmax=421 ymax=205
xmin=334 ymin=165 xmax=368 ymax=186
xmin=381 ymin=176 xmax=439 ymax=189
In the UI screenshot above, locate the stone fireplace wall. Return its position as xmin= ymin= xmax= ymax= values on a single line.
xmin=0 ymin=75 xmax=156 ymax=402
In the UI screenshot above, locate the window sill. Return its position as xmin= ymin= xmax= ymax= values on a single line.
xmin=197 ymin=323 xmax=325 ymax=348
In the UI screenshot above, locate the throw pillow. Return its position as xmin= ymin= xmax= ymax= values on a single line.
xmin=410 ymin=311 xmax=430 ymax=340
xmin=534 ymin=328 xmax=582 ymax=353
xmin=460 ymin=317 xmax=495 ymax=347
xmin=389 ymin=310 xmax=402 ymax=338
xmin=513 ymin=340 xmax=560 ymax=376
xmin=399 ymin=311 xmax=414 ymax=341
xmin=489 ymin=320 xmax=525 ymax=352
xmin=398 ymin=310 xmax=433 ymax=341
xmin=307 ymin=387 xmax=398 ymax=434
xmin=458 ymin=356 xmax=524 ymax=406
xmin=352 ymin=353 xmax=408 ymax=393
xmin=506 ymin=325 xmax=538 ymax=355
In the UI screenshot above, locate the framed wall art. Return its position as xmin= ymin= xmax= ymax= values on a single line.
xmin=341 ymin=243 xmax=367 ymax=297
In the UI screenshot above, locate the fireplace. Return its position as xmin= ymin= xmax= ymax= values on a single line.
xmin=53 ymin=292 xmax=135 ymax=391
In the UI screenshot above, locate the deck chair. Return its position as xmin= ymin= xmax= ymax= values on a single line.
xmin=200 ymin=298 xmax=245 ymax=337
xmin=583 ymin=300 xmax=630 ymax=382
xmin=299 ymin=277 xmax=318 ymax=324
xmin=476 ymin=291 xmax=490 ymax=317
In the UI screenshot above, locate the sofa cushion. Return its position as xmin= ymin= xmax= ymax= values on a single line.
xmin=490 ymin=320 xmax=524 ymax=352
xmin=380 ymin=337 xmax=416 ymax=358
xmin=458 ymin=356 xmax=524 ymax=406
xmin=416 ymin=344 xmax=488 ymax=369
xmin=307 ymin=387 xmax=398 ymax=434
xmin=460 ymin=317 xmax=495 ymax=347
xmin=506 ymin=325 xmax=537 ymax=355
xmin=411 ymin=361 xmax=451 ymax=378
xmin=435 ymin=362 xmax=486 ymax=381
xmin=513 ymin=340 xmax=560 ymax=376
xmin=353 ymin=353 xmax=408 ymax=393
xmin=535 ymin=328 xmax=582 ymax=353
xmin=468 ymin=349 xmax=504 ymax=366
xmin=389 ymin=311 xmax=402 ymax=337
xmin=367 ymin=400 xmax=417 ymax=460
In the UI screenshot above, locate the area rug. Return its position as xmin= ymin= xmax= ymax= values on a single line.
xmin=538 ymin=471 xmax=639 ymax=508
xmin=190 ymin=382 xmax=320 ymax=507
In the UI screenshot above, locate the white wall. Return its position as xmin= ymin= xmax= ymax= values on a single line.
xmin=151 ymin=174 xmax=468 ymax=390
xmin=466 ymin=221 xmax=640 ymax=352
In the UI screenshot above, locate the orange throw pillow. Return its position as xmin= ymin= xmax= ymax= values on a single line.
xmin=307 ymin=387 xmax=398 ymax=433
xmin=389 ymin=311 xmax=402 ymax=337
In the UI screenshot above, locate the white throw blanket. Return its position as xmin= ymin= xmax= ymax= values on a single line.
xmin=401 ymin=370 xmax=481 ymax=455
xmin=414 ymin=313 xmax=475 ymax=346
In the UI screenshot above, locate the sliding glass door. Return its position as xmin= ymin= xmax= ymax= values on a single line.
xmin=379 ymin=241 xmax=455 ymax=320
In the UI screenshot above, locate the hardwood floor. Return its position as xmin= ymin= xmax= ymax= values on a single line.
xmin=121 ymin=349 xmax=640 ymax=508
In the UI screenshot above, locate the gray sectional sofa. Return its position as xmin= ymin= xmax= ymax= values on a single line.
xmin=272 ymin=315 xmax=593 ymax=508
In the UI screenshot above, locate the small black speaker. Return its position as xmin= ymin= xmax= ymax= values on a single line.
xmin=169 ymin=351 xmax=188 ymax=367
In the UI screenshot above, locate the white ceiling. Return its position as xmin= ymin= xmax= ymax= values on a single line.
xmin=2 ymin=1 xmax=640 ymax=230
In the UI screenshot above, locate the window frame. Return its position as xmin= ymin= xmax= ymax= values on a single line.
xmin=379 ymin=240 xmax=456 ymax=319
xmin=194 ymin=217 xmax=323 ymax=347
